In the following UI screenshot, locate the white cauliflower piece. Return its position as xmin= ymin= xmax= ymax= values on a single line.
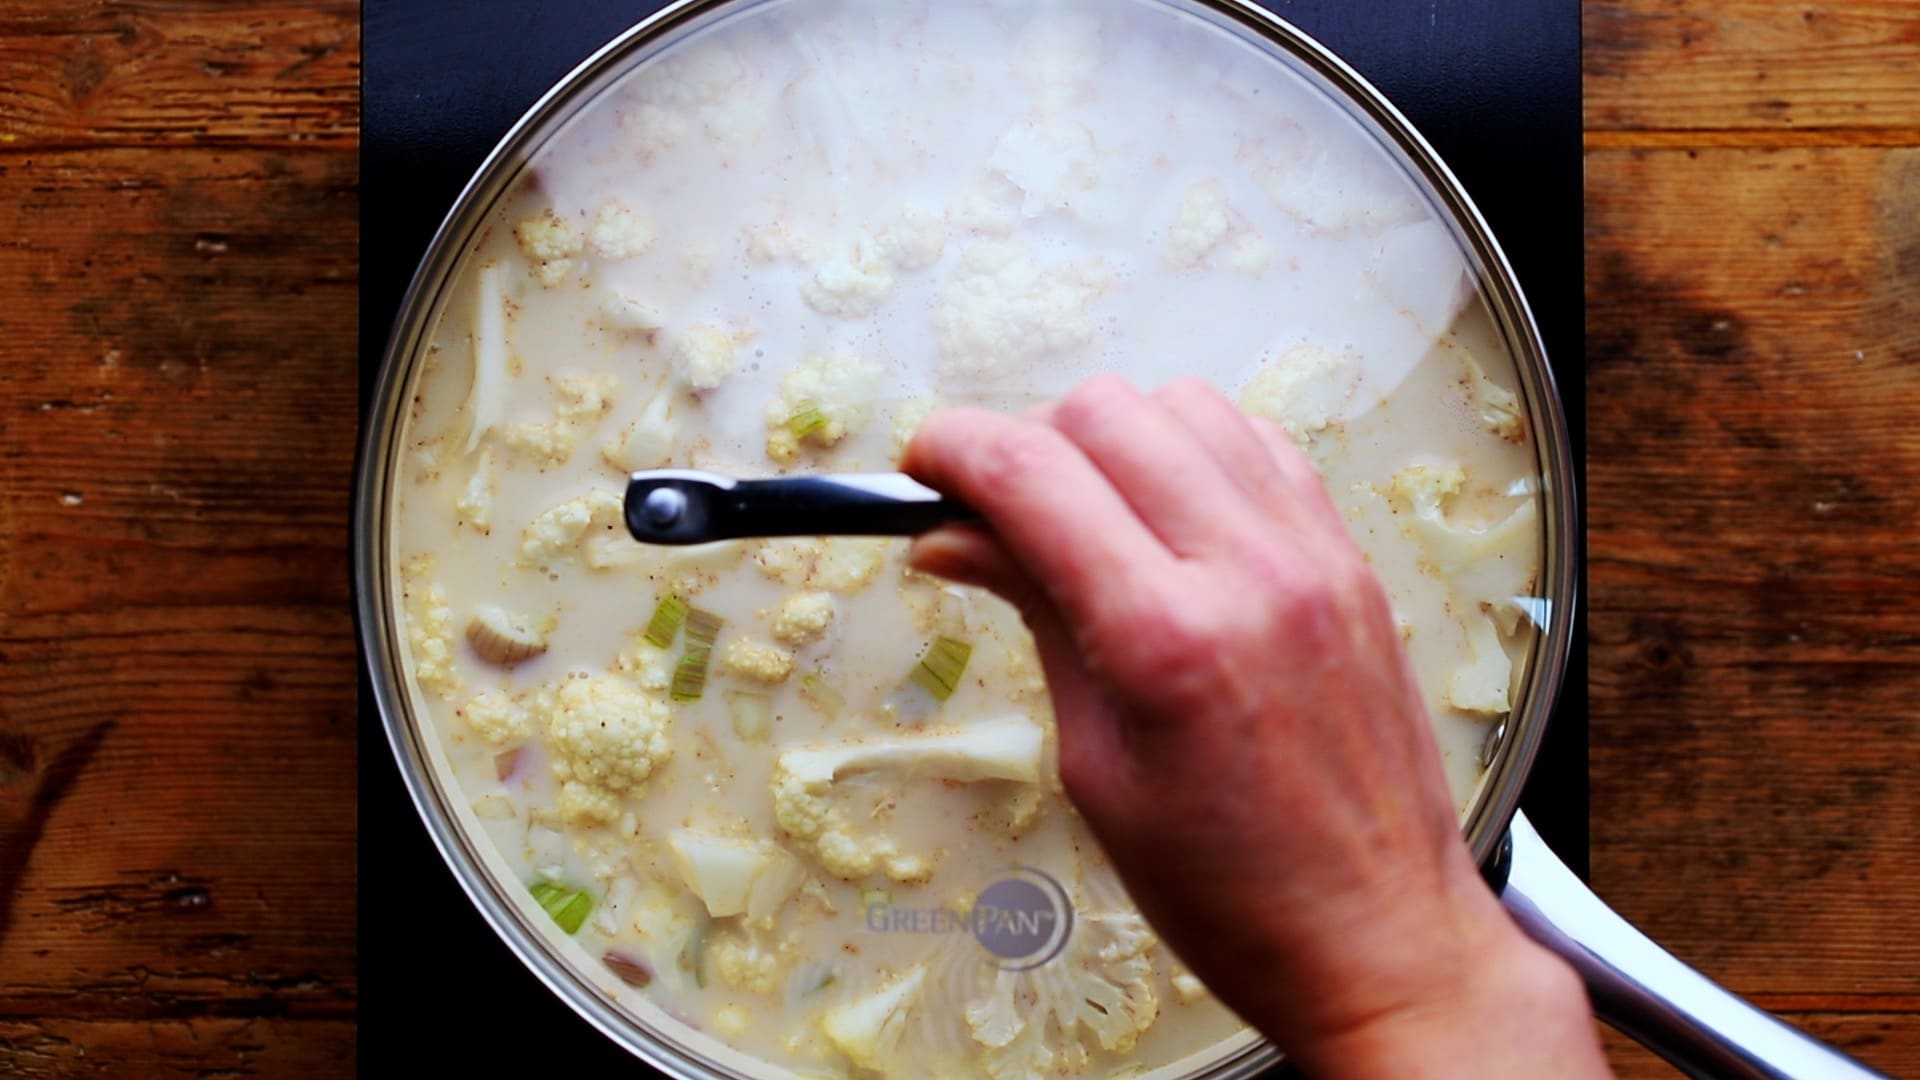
xmin=1461 ymin=351 xmax=1525 ymax=442
xmin=401 ymin=556 xmax=459 ymax=699
xmin=587 ymin=200 xmax=657 ymax=261
xmin=755 ymin=538 xmax=824 ymax=586
xmin=721 ymin=637 xmax=794 ymax=685
xmin=812 ymin=539 xmax=890 ymax=593
xmin=615 ymin=636 xmax=677 ymax=692
xmin=1258 ymin=141 xmax=1423 ymax=233
xmin=890 ymin=398 xmax=937 ymax=464
xmin=540 ymin=674 xmax=673 ymax=827
xmin=617 ymin=102 xmax=690 ymax=162
xmin=670 ymin=325 xmax=737 ymax=392
xmin=1386 ymin=462 xmax=1539 ymax=609
xmin=873 ymin=205 xmax=948 ymax=271
xmin=933 ymin=241 xmax=1107 ymax=380
xmin=966 ymin=911 xmax=1161 ymax=1079
xmin=772 ymin=591 xmax=834 ymax=646
xmin=988 ymin=120 xmax=1101 ymax=219
xmin=1171 ymin=972 xmax=1209 ymax=1005
xmin=1237 ymin=344 xmax=1362 ymax=449
xmin=948 ymin=175 xmax=1023 ymax=237
xmin=707 ymin=927 xmax=798 ymax=994
xmin=520 ymin=488 xmax=625 ymax=567
xmin=601 ymin=290 xmax=666 ymax=335
xmin=514 ymin=210 xmax=584 ymax=287
xmin=601 ymin=389 xmax=677 ymax=473
xmin=464 ymin=263 xmax=512 ymax=454
xmin=771 ymin=716 xmax=1045 ymax=881
xmin=666 ymin=829 xmax=804 ymax=920
xmin=502 ymin=373 xmax=619 ymax=467
xmin=1225 ymin=231 xmax=1276 ymax=276
xmin=1162 ymin=182 xmax=1232 ymax=269
xmin=1452 ymin=611 xmax=1514 ymax=716
xmin=822 ymin=965 xmax=929 ymax=1074
xmin=456 ymin=448 xmax=495 ymax=531
xmin=764 ymin=354 xmax=884 ymax=463
xmin=743 ymin=219 xmax=828 ymax=265
xmin=801 ymin=236 xmax=896 ymax=319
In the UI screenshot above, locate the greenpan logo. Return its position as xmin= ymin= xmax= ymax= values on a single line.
xmin=863 ymin=866 xmax=1073 ymax=970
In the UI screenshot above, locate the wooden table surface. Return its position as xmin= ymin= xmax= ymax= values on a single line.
xmin=0 ymin=1 xmax=1914 ymax=1076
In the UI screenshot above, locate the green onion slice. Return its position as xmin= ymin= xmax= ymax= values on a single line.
xmin=670 ymin=607 xmax=725 ymax=702
xmin=787 ymin=401 xmax=829 ymax=439
xmin=643 ymin=593 xmax=689 ymax=648
xmin=908 ymin=637 xmax=973 ymax=701
xmin=529 ymin=881 xmax=594 ymax=935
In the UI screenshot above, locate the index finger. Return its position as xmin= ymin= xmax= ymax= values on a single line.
xmin=902 ymin=407 xmax=1176 ymax=626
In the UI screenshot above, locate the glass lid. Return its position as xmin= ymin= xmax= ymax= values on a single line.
xmin=372 ymin=0 xmax=1565 ymax=1076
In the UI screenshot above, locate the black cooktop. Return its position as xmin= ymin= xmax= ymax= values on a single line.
xmin=359 ymin=2 xmax=1584 ymax=1070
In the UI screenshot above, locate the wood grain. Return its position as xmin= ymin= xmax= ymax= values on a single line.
xmin=1585 ymin=92 xmax=1920 ymax=1080
xmin=1586 ymin=0 xmax=1920 ymax=134
xmin=0 ymin=1 xmax=358 ymax=1075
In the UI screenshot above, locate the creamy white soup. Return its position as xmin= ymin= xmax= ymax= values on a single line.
xmin=386 ymin=1 xmax=1544 ymax=1076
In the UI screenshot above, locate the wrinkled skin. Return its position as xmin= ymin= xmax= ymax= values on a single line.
xmin=904 ymin=375 xmax=1609 ymax=1078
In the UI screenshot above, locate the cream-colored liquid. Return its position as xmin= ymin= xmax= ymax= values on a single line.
xmin=385 ymin=1 xmax=1544 ymax=1076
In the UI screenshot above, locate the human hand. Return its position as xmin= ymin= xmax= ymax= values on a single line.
xmin=903 ymin=375 xmax=1607 ymax=1077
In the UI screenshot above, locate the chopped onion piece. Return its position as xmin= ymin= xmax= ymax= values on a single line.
xmin=799 ymin=672 xmax=845 ymax=719
xmin=729 ymin=691 xmax=774 ymax=742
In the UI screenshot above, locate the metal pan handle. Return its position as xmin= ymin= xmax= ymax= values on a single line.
xmin=1490 ymin=811 xmax=1887 ymax=1079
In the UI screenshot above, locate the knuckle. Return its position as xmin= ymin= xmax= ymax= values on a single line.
xmin=1052 ymin=374 xmax=1137 ymax=441
xmin=969 ymin=420 xmax=1066 ymax=495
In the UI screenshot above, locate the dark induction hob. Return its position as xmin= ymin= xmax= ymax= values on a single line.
xmin=359 ymin=2 xmax=1583 ymax=1070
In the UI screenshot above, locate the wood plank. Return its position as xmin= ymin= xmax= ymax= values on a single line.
xmin=0 ymin=1017 xmax=354 ymax=1078
xmin=1586 ymin=0 xmax=1920 ymax=133
xmin=0 ymin=0 xmax=358 ymax=150
xmin=1604 ymin=1012 xmax=1920 ymax=1078
xmin=1585 ymin=141 xmax=1920 ymax=1021
xmin=0 ymin=100 xmax=357 ymax=1080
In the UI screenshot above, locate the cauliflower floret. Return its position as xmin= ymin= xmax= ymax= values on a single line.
xmin=771 ymin=716 xmax=1045 ymax=881
xmin=1162 ymin=182 xmax=1232 ymax=269
xmin=822 ymin=965 xmax=929 ymax=1074
xmin=1386 ymin=462 xmax=1539 ymax=608
xmin=587 ymin=199 xmax=657 ymax=261
xmin=966 ymin=911 xmax=1161 ymax=1079
xmin=988 ymin=120 xmax=1100 ymax=219
xmin=541 ymin=674 xmax=673 ymax=826
xmin=1452 ymin=610 xmax=1514 ymax=716
xmin=1237 ymin=344 xmax=1362 ymax=449
xmin=601 ymin=389 xmax=677 ymax=473
xmin=519 ymin=488 xmax=625 ymax=567
xmin=617 ymin=102 xmax=690 ymax=162
xmin=755 ymin=538 xmax=824 ymax=586
xmin=1171 ymin=972 xmax=1209 ymax=1005
xmin=1461 ymin=351 xmax=1525 ymax=442
xmin=514 ymin=210 xmax=584 ymax=287
xmin=670 ymin=326 xmax=738 ymax=392
xmin=502 ymin=373 xmax=620 ymax=468
xmin=812 ymin=539 xmax=890 ymax=593
xmin=401 ymin=556 xmax=459 ymax=699
xmin=713 ymin=1005 xmax=751 ymax=1037
xmin=707 ymin=926 xmax=797 ymax=995
xmin=464 ymin=263 xmax=513 ymax=454
xmin=722 ymin=637 xmax=794 ymax=685
xmin=1225 ymin=231 xmax=1275 ymax=276
xmin=772 ymin=591 xmax=835 ymax=645
xmin=932 ymin=241 xmax=1107 ymax=380
xmin=456 ymin=448 xmax=495 ymax=531
xmin=743 ymin=219 xmax=828 ymax=264
xmin=615 ymin=635 xmax=677 ymax=692
xmin=873 ymin=205 xmax=948 ymax=271
xmin=764 ymin=354 xmax=884 ymax=463
xmin=890 ymin=398 xmax=937 ymax=464
xmin=801 ymin=236 xmax=896 ymax=319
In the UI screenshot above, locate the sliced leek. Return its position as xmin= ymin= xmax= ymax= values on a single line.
xmin=644 ymin=593 xmax=690 ymax=648
xmin=907 ymin=637 xmax=973 ymax=701
xmin=529 ymin=881 xmax=594 ymax=935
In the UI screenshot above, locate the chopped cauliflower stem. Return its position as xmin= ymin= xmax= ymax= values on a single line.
xmin=772 ymin=716 xmax=1045 ymax=881
xmin=822 ymin=965 xmax=928 ymax=1073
